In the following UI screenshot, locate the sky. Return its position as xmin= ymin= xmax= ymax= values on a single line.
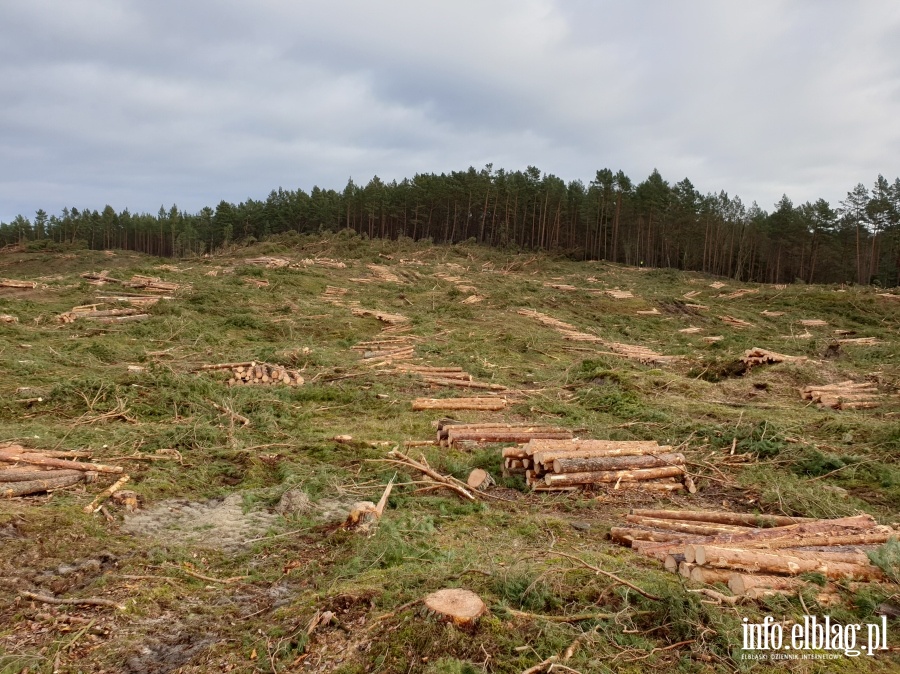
xmin=1 ymin=0 xmax=899 ymax=223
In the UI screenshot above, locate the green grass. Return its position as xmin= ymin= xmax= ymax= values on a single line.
xmin=0 ymin=236 xmax=898 ymax=672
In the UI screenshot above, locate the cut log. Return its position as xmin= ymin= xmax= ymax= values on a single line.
xmin=1 ymin=473 xmax=85 ymax=497
xmin=422 ymin=377 xmax=507 ymax=391
xmin=0 ymin=468 xmax=83 ymax=482
xmin=623 ymin=516 xmax=750 ymax=537
xmin=0 ymin=452 xmax=123 ymax=474
xmin=684 ymin=514 xmax=879 ymax=548
xmin=728 ymin=574 xmax=805 ymax=596
xmin=423 ymin=589 xmax=486 ymax=626
xmin=527 ymin=439 xmax=666 ymax=458
xmin=753 ymin=532 xmax=896 ymax=549
xmin=553 ymin=452 xmax=684 ymax=474
xmin=543 ymin=465 xmax=684 ymax=486
xmin=693 ymin=546 xmax=885 ymax=581
xmin=664 ymin=553 xmax=685 ymax=572
xmin=412 ymin=398 xmax=507 ymax=411
xmin=689 ymin=566 xmax=733 ymax=585
xmin=678 ymin=561 xmax=696 ymax=578
xmin=629 ymin=509 xmax=812 ymax=528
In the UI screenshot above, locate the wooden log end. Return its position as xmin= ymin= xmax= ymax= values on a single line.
xmin=423 ymin=588 xmax=486 ymax=626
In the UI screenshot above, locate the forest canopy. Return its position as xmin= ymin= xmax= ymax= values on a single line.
xmin=2 ymin=166 xmax=899 ymax=286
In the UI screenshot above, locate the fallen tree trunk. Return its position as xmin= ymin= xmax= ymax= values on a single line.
xmin=0 ymin=468 xmax=84 ymax=482
xmin=693 ymin=546 xmax=885 ymax=580
xmin=624 ymin=515 xmax=750 ymax=537
xmin=554 ymin=452 xmax=685 ymax=474
xmin=629 ymin=509 xmax=812 ymax=528
xmin=689 ymin=566 xmax=734 ymax=585
xmin=412 ymin=398 xmax=507 ymax=411
xmin=1 ymin=473 xmax=85 ymax=497
xmin=0 ymin=452 xmax=123 ymax=474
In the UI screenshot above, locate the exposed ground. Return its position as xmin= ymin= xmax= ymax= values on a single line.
xmin=0 ymin=232 xmax=898 ymax=673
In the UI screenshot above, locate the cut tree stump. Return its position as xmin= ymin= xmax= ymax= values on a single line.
xmin=423 ymin=589 xmax=486 ymax=626
xmin=466 ymin=468 xmax=494 ymax=490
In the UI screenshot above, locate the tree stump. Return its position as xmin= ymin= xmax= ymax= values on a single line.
xmin=466 ymin=469 xmax=495 ymax=490
xmin=423 ymin=589 xmax=486 ymax=626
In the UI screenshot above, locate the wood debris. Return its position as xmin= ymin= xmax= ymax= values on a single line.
xmin=800 ymin=381 xmax=880 ymax=410
xmin=685 ymin=303 xmax=709 ymax=310
xmin=194 ymin=361 xmax=304 ymax=386
xmin=679 ymin=327 xmax=702 ymax=334
xmin=242 ymin=277 xmax=269 ymax=288
xmin=0 ymin=278 xmax=37 ymax=289
xmin=322 ymin=285 xmax=352 ymax=306
xmin=516 ymin=308 xmax=577 ymax=331
xmin=703 ymin=336 xmax=724 ymax=343
xmin=299 ymin=257 xmax=346 ymax=268
xmin=799 ymin=319 xmax=828 ymax=327
xmin=95 ymin=294 xmax=163 ymax=307
xmin=436 ymin=420 xmax=573 ymax=448
xmin=58 ymin=305 xmax=149 ymax=323
xmin=611 ymin=510 xmax=893 ymax=602
xmin=350 ymin=264 xmax=403 ymax=284
xmin=741 ymin=348 xmax=806 ymax=369
xmin=760 ymin=310 xmax=785 ymax=317
xmin=543 ymin=283 xmax=578 ymax=291
xmin=505 ymin=439 xmax=689 ymax=492
xmin=0 ymin=314 xmax=18 ymax=323
xmin=122 ymin=275 xmax=185 ymax=293
xmin=718 ymin=288 xmax=758 ymax=300
xmin=461 ymin=294 xmax=483 ymax=304
xmin=838 ymin=337 xmax=881 ymax=346
xmin=412 ymin=397 xmax=507 ymax=411
xmin=604 ymin=289 xmax=634 ymax=299
xmin=636 ymin=308 xmax=661 ymax=315
xmin=876 ymin=293 xmax=900 ymax=301
xmin=683 ymin=291 xmax=702 ymax=299
xmin=709 ymin=282 xmax=727 ymax=289
xmin=720 ymin=315 xmax=754 ymax=328
xmin=351 ymin=308 xmax=409 ymax=325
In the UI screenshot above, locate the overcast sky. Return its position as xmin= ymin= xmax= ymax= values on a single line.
xmin=1 ymin=0 xmax=899 ymax=223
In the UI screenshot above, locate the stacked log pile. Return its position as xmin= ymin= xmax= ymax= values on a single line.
xmin=435 ymin=272 xmax=477 ymax=293
xmin=95 ymin=294 xmax=164 ymax=307
xmin=504 ymin=439 xmax=689 ymax=492
xmin=352 ymin=337 xmax=418 ymax=362
xmin=0 ymin=444 xmax=123 ymax=498
xmin=741 ymin=348 xmax=806 ymax=370
xmin=435 ymin=421 xmax=572 ymax=448
xmin=603 ymin=289 xmax=634 ymax=299
xmin=81 ymin=272 xmax=185 ymax=293
xmin=610 ymin=510 xmax=894 ymax=601
xmin=0 ymin=278 xmax=37 ymax=289
xmin=322 ymin=286 xmax=358 ymax=308
xmin=350 ymin=264 xmax=403 ymax=284
xmin=800 ymin=381 xmax=880 ymax=410
xmin=195 ymin=362 xmax=305 ymax=386
xmin=58 ymin=304 xmax=151 ymax=323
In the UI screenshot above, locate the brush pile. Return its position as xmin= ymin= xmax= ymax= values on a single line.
xmin=0 ymin=444 xmax=123 ymax=498
xmin=610 ymin=510 xmax=895 ymax=601
xmin=800 ymin=381 xmax=880 ymax=410
xmin=435 ymin=421 xmax=573 ymax=448
xmin=503 ymin=439 xmax=689 ymax=492
xmin=194 ymin=362 xmax=304 ymax=386
xmin=58 ymin=304 xmax=151 ymax=323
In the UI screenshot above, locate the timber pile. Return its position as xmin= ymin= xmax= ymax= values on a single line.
xmin=412 ymin=397 xmax=508 ymax=411
xmin=353 ymin=336 xmax=418 ymax=361
xmin=435 ymin=421 xmax=573 ymax=448
xmin=800 ymin=381 xmax=879 ymax=410
xmin=0 ymin=278 xmax=37 ymax=289
xmin=741 ymin=348 xmax=806 ymax=369
xmin=610 ymin=510 xmax=894 ymax=601
xmin=351 ymin=307 xmax=408 ymax=325
xmin=505 ymin=439 xmax=689 ymax=492
xmin=876 ymin=293 xmax=900 ymax=301
xmin=718 ymin=289 xmax=758 ymax=300
xmin=720 ymin=315 xmax=753 ymax=328
xmin=350 ymin=264 xmax=403 ymax=284
xmin=245 ymin=256 xmax=290 ymax=268
xmin=122 ymin=275 xmax=184 ymax=293
xmin=322 ymin=285 xmax=358 ymax=308
xmin=96 ymin=294 xmax=164 ymax=307
xmin=0 ymin=443 xmax=123 ymax=498
xmin=194 ymin=362 xmax=305 ymax=386
xmin=799 ymin=319 xmax=828 ymax=327
xmin=58 ymin=304 xmax=150 ymax=323
xmin=603 ymin=342 xmax=678 ymax=364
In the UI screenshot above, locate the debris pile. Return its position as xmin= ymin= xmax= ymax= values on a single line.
xmin=0 ymin=444 xmax=123 ymax=498
xmin=504 ymin=440 xmax=689 ymax=492
xmin=435 ymin=421 xmax=572 ymax=448
xmin=81 ymin=272 xmax=185 ymax=293
xmin=611 ymin=510 xmax=894 ymax=601
xmin=800 ymin=381 xmax=880 ymax=410
xmin=194 ymin=362 xmax=305 ymax=386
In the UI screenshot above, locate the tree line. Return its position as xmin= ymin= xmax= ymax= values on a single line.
xmin=2 ymin=165 xmax=899 ymax=285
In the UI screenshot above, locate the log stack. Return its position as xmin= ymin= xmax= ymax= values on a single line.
xmin=353 ymin=338 xmax=418 ymax=362
xmin=800 ymin=381 xmax=880 ymax=410
xmin=435 ymin=421 xmax=573 ymax=448
xmin=610 ymin=510 xmax=894 ymax=601
xmin=0 ymin=443 xmax=122 ymax=498
xmin=741 ymin=348 xmax=806 ymax=369
xmin=195 ymin=362 xmax=305 ymax=386
xmin=122 ymin=275 xmax=185 ymax=293
xmin=505 ymin=439 xmax=689 ymax=492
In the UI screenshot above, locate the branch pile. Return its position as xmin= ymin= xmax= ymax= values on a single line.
xmin=800 ymin=381 xmax=880 ymax=410
xmin=0 ymin=443 xmax=124 ymax=498
xmin=435 ymin=420 xmax=573 ymax=448
xmin=610 ymin=510 xmax=895 ymax=601
xmin=504 ymin=439 xmax=689 ymax=492
xmin=195 ymin=362 xmax=305 ymax=386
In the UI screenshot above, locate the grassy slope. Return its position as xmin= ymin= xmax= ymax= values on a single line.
xmin=0 ymin=232 xmax=898 ymax=673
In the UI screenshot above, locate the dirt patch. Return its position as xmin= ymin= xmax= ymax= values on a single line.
xmin=122 ymin=494 xmax=278 ymax=551
xmin=124 ymin=628 xmax=215 ymax=674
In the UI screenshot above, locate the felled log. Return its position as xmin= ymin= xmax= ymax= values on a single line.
xmin=689 ymin=566 xmax=733 ymax=585
xmin=0 ymin=451 xmax=123 ymax=474
xmin=553 ymin=452 xmax=685 ymax=474
xmin=720 ymin=315 xmax=753 ymax=328
xmin=526 ymin=439 xmax=664 ymax=457
xmin=664 ymin=554 xmax=686 ymax=572
xmin=447 ymin=428 xmax=571 ymax=445
xmin=624 ymin=515 xmax=750 ymax=537
xmin=0 ymin=468 xmax=84 ymax=482
xmin=691 ymin=546 xmax=884 ymax=581
xmin=543 ymin=465 xmax=685 ymax=487
xmin=83 ymin=475 xmax=130 ymax=513
xmin=1 ymin=473 xmax=86 ymax=497
xmin=629 ymin=509 xmax=812 ymax=528
xmin=412 ymin=398 xmax=507 ymax=411
xmin=742 ymin=348 xmax=806 ymax=367
xmin=0 ymin=278 xmax=37 ymax=289
xmin=422 ymin=377 xmax=507 ymax=391
xmin=728 ymin=574 xmax=805 ymax=596
xmin=423 ymin=589 xmax=486 ymax=626
xmin=351 ymin=308 xmax=408 ymax=324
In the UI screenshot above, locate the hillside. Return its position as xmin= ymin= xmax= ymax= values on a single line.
xmin=0 ymin=232 xmax=898 ymax=673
